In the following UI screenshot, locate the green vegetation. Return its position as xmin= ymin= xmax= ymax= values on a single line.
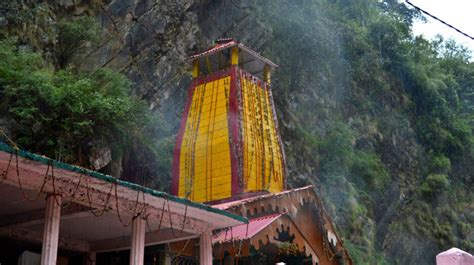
xmin=0 ymin=39 xmax=151 ymax=166
xmin=57 ymin=16 xmax=100 ymax=67
xmin=419 ymin=174 xmax=450 ymax=197
xmin=351 ymin=151 xmax=389 ymax=191
xmin=0 ymin=9 xmax=170 ymax=187
xmin=257 ymin=0 xmax=473 ymax=263
xmin=345 ymin=241 xmax=390 ymax=265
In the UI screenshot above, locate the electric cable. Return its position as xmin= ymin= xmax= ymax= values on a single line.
xmin=406 ymin=0 xmax=474 ymax=41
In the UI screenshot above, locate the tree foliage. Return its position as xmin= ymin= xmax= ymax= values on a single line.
xmin=57 ymin=16 xmax=100 ymax=67
xmin=0 ymin=39 xmax=151 ymax=166
xmin=256 ymin=0 xmax=473 ymax=263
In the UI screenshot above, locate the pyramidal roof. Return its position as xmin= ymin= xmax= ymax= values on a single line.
xmin=187 ymin=39 xmax=277 ymax=79
xmin=437 ymin=247 xmax=473 ymax=256
xmin=188 ymin=38 xmax=277 ymax=68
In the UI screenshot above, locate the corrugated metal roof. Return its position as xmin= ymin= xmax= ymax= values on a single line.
xmin=212 ymin=213 xmax=282 ymax=243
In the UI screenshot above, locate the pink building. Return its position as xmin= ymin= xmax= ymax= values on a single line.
xmin=436 ymin=248 xmax=474 ymax=265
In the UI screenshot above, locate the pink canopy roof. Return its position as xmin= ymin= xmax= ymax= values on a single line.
xmin=436 ymin=248 xmax=474 ymax=265
xmin=212 ymin=213 xmax=282 ymax=244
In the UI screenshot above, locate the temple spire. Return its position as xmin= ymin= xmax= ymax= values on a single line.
xmin=172 ymin=39 xmax=285 ymax=203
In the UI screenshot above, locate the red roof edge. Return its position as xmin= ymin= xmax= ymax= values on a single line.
xmin=187 ymin=38 xmax=278 ymax=68
xmin=188 ymin=38 xmax=237 ymax=60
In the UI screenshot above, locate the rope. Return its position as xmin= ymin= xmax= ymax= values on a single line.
xmin=166 ymin=195 xmax=188 ymax=238
xmin=255 ymin=80 xmax=264 ymax=190
xmin=0 ymin=133 xmax=184 ymax=247
xmin=204 ymin=77 xmax=217 ymax=201
xmin=213 ymin=228 xmax=228 ymax=262
xmin=240 ymin=72 xmax=247 ymax=188
xmin=180 ymin=202 xmax=188 ymax=233
xmin=255 ymin=79 xmax=268 ymax=190
xmin=49 ymin=162 xmax=63 ymax=206
xmin=166 ymin=238 xmax=192 ymax=261
xmin=60 ymin=171 xmax=84 ymax=208
xmin=114 ymin=181 xmax=143 ymax=227
xmin=146 ymin=196 xmax=166 ymax=233
xmin=246 ymin=74 xmax=260 ymax=190
xmin=268 ymin=87 xmax=285 ymax=185
xmin=0 ymin=152 xmax=13 ymax=183
xmin=15 ymin=151 xmax=50 ymax=202
xmin=209 ymin=76 xmax=222 ymax=201
xmin=1 ymin=143 xmax=183 ymax=237
xmin=262 ymin=86 xmax=275 ymax=188
xmin=242 ymin=72 xmax=254 ymax=189
xmin=86 ymin=173 xmax=115 ymax=217
xmin=189 ymin=81 xmax=207 ymax=200
xmin=186 ymin=83 xmax=202 ymax=198
xmin=184 ymin=81 xmax=207 ymax=199
xmin=166 ymin=197 xmax=177 ymax=237
xmin=183 ymin=82 xmax=203 ymax=198
xmin=183 ymin=85 xmax=197 ymax=198
xmin=249 ymin=77 xmax=263 ymax=190
xmin=228 ymin=225 xmax=244 ymax=263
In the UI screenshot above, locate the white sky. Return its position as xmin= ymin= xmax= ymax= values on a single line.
xmin=408 ymin=0 xmax=474 ymax=56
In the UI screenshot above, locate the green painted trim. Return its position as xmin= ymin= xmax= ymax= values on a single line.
xmin=0 ymin=142 xmax=247 ymax=224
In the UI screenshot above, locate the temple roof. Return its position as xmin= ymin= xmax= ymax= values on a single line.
xmin=187 ymin=38 xmax=277 ymax=78
xmin=211 ymin=185 xmax=354 ymax=265
xmin=212 ymin=213 xmax=282 ymax=243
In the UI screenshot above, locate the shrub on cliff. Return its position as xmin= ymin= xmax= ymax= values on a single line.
xmin=0 ymin=39 xmax=151 ymax=167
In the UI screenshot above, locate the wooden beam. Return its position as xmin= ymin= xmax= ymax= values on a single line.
xmin=0 ymin=203 xmax=92 ymax=228
xmin=130 ymin=217 xmax=146 ymax=265
xmin=0 ymin=226 xmax=90 ymax=253
xmin=231 ymin=47 xmax=239 ymax=65
xmin=199 ymin=231 xmax=212 ymax=265
xmin=263 ymin=64 xmax=271 ymax=84
xmin=192 ymin=60 xmax=200 ymax=78
xmin=91 ymin=228 xmax=195 ymax=253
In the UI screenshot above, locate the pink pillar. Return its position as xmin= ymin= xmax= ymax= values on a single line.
xmin=199 ymin=231 xmax=213 ymax=265
xmin=41 ymin=194 xmax=62 ymax=265
xmin=130 ymin=217 xmax=146 ymax=265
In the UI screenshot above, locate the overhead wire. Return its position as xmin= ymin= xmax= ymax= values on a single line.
xmin=405 ymin=0 xmax=474 ymax=41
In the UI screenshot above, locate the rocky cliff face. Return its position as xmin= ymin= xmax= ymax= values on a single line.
xmin=1 ymin=1 xmax=472 ymax=264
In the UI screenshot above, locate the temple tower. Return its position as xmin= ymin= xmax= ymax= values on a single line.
xmin=171 ymin=39 xmax=286 ymax=203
